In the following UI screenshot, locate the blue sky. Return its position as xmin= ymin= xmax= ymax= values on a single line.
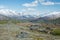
xmin=0 ymin=0 xmax=60 ymax=16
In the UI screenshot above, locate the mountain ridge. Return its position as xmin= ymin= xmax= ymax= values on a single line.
xmin=0 ymin=9 xmax=60 ymax=23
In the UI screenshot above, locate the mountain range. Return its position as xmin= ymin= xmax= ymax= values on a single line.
xmin=0 ymin=9 xmax=39 ymax=20
xmin=30 ymin=12 xmax=60 ymax=24
xmin=0 ymin=9 xmax=60 ymax=23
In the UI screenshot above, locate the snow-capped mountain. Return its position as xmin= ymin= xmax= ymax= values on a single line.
xmin=0 ymin=9 xmax=40 ymax=19
xmin=0 ymin=9 xmax=19 ymax=17
xmin=0 ymin=9 xmax=60 ymax=20
xmin=31 ymin=11 xmax=60 ymax=22
xmin=42 ymin=12 xmax=60 ymax=20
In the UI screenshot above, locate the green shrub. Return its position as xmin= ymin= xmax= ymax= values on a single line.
xmin=51 ymin=29 xmax=60 ymax=36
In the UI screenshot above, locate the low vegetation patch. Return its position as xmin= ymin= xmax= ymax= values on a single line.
xmin=0 ymin=20 xmax=8 ymax=24
xmin=51 ymin=28 xmax=60 ymax=36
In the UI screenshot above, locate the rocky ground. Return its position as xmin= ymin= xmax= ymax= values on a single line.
xmin=0 ymin=23 xmax=60 ymax=40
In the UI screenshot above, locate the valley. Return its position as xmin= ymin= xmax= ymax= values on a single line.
xmin=0 ymin=22 xmax=60 ymax=40
xmin=0 ymin=8 xmax=60 ymax=40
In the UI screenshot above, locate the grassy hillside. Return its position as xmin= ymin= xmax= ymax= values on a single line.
xmin=51 ymin=18 xmax=60 ymax=24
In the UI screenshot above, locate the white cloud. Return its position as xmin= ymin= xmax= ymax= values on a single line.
xmin=41 ymin=1 xmax=55 ymax=5
xmin=21 ymin=0 xmax=60 ymax=17
xmin=39 ymin=0 xmax=60 ymax=5
xmin=22 ymin=0 xmax=38 ymax=7
xmin=20 ymin=8 xmax=40 ymax=17
xmin=27 ymin=8 xmax=36 ymax=11
xmin=22 ymin=0 xmax=39 ymax=16
xmin=21 ymin=11 xmax=40 ymax=18
xmin=21 ymin=8 xmax=36 ymax=12
xmin=22 ymin=0 xmax=55 ymax=6
xmin=22 ymin=0 xmax=60 ymax=7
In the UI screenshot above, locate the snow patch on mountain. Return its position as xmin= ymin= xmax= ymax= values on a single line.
xmin=0 ymin=9 xmax=60 ymax=20
xmin=42 ymin=12 xmax=60 ymax=20
xmin=0 ymin=9 xmax=40 ymax=19
xmin=0 ymin=9 xmax=19 ymax=17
